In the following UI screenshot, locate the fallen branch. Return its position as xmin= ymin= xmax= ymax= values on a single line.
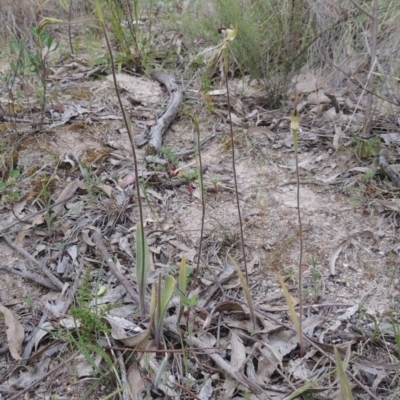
xmin=147 ymin=71 xmax=183 ymax=153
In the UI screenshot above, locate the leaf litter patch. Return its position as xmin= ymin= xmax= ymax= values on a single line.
xmin=1 ymin=60 xmax=400 ymax=400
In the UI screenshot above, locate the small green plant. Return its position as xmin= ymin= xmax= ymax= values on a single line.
xmin=102 ymin=0 xmax=157 ymax=72
xmin=210 ymin=177 xmax=221 ymax=193
xmin=389 ymin=312 xmax=400 ymax=354
xmin=24 ymin=295 xmax=34 ymax=308
xmin=177 ymin=256 xmax=198 ymax=325
xmin=354 ymin=136 xmax=381 ymax=159
xmin=70 ymin=267 xmax=111 ymax=343
xmin=153 ymin=273 xmax=176 ymax=349
xmin=277 ymin=272 xmax=304 ymax=350
xmin=27 ymin=24 xmax=60 ymax=124
xmin=334 ymin=347 xmax=354 ymax=400
xmin=0 ymin=169 xmax=20 ymax=202
xmin=3 ymin=20 xmax=60 ymax=125
xmin=182 ymin=170 xmax=198 ymax=181
xmin=361 ymin=169 xmax=376 ymax=182
xmin=34 ymin=175 xmax=59 ymax=231
xmin=161 ymin=146 xmax=178 ymax=168
xmin=3 ymin=39 xmax=28 ymax=103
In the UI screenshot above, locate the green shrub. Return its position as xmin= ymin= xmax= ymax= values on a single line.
xmin=181 ymin=0 xmax=314 ymax=106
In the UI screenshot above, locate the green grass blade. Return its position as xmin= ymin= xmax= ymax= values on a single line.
xmin=334 ymin=347 xmax=354 ymax=400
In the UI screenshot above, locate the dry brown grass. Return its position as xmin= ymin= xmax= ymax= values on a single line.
xmin=0 ymin=0 xmax=92 ymax=47
xmin=305 ymin=1 xmax=400 ymax=85
xmin=0 ymin=0 xmax=38 ymax=43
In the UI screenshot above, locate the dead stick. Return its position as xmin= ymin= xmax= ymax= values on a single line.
xmin=0 ymin=265 xmax=58 ymax=290
xmin=148 ymin=71 xmax=183 ymax=152
xmin=2 ymin=236 xmax=64 ymax=290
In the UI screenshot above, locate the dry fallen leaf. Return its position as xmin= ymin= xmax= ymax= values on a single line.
xmin=230 ymin=330 xmax=246 ymax=371
xmin=103 ymin=315 xmax=153 ymax=348
xmin=127 ymin=362 xmax=145 ymax=400
xmin=76 ymin=353 xmax=102 ymax=378
xmin=0 ymin=304 xmax=25 ymax=360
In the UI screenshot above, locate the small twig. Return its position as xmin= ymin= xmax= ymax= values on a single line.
xmin=7 ymin=352 xmax=79 ymax=400
xmin=173 ymin=381 xmax=203 ymax=400
xmin=322 ymin=58 xmax=399 ymax=107
xmin=0 ymin=265 xmax=58 ymax=290
xmin=2 ymin=236 xmax=64 ymax=290
xmin=93 ymin=232 xmax=145 ymax=312
xmin=280 ymin=179 xmax=343 ymax=187
xmin=117 ymin=350 xmax=130 ymax=400
xmin=347 ymin=0 xmax=374 ymax=19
